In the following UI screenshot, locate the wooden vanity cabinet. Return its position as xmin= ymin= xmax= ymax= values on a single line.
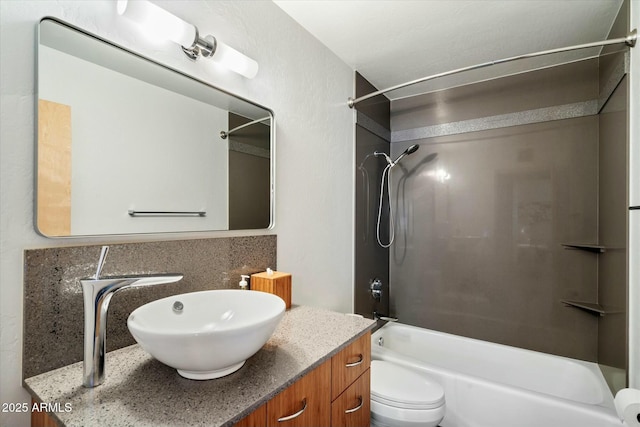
xmin=331 ymin=333 xmax=370 ymax=401
xmin=30 ymin=399 xmax=59 ymax=427
xmin=330 ymin=332 xmax=371 ymax=427
xmin=266 ymin=359 xmax=332 ymax=426
xmin=234 ymin=403 xmax=267 ymax=427
xmin=331 ymin=370 xmax=370 ymax=427
xmin=31 ymin=335 xmax=371 ymax=427
xmin=234 ymin=360 xmax=331 ymax=427
xmin=236 ymin=331 xmax=371 ymax=427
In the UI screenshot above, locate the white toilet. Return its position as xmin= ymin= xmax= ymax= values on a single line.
xmin=370 ymin=360 xmax=446 ymax=427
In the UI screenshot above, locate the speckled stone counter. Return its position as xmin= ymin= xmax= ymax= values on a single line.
xmin=24 ymin=305 xmax=375 ymax=427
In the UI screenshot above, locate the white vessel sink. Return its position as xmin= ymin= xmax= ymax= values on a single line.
xmin=127 ymin=289 xmax=285 ymax=380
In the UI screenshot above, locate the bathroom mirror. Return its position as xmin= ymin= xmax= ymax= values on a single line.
xmin=36 ymin=18 xmax=273 ymax=237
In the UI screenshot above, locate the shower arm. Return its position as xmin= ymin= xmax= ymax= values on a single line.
xmin=348 ymin=29 xmax=637 ymax=108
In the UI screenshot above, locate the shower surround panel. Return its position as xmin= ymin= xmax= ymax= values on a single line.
xmin=388 ymin=59 xmax=601 ymax=361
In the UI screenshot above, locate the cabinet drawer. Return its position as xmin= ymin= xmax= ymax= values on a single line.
xmin=267 ymin=359 xmax=331 ymax=427
xmin=331 ymin=332 xmax=370 ymax=400
xmin=234 ymin=403 xmax=266 ymax=427
xmin=331 ymin=368 xmax=370 ymax=427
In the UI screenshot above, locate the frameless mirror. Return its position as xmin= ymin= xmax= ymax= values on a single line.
xmin=36 ymin=18 xmax=273 ymax=237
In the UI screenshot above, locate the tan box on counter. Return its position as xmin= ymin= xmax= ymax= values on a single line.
xmin=250 ymin=271 xmax=291 ymax=309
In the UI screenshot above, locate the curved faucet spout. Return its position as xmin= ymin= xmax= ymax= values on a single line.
xmin=373 ymin=311 xmax=398 ymax=322
xmin=81 ymin=268 xmax=183 ymax=387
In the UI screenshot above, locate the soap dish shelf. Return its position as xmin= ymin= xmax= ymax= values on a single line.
xmin=560 ymin=300 xmax=623 ymax=316
xmin=560 ymin=243 xmax=605 ymax=253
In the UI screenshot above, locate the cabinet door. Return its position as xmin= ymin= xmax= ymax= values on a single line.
xmin=267 ymin=359 xmax=331 ymax=427
xmin=331 ymin=369 xmax=370 ymax=427
xmin=331 ymin=332 xmax=371 ymax=400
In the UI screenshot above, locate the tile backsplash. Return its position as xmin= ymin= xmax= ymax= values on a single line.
xmin=23 ymin=235 xmax=276 ymax=379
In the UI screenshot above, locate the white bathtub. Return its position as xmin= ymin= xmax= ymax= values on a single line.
xmin=371 ymin=323 xmax=622 ymax=427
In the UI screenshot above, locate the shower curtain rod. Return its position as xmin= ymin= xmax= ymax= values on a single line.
xmin=220 ymin=116 xmax=270 ymax=139
xmin=347 ymin=29 xmax=637 ymax=108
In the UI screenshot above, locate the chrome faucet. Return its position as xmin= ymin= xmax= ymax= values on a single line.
xmin=373 ymin=311 xmax=398 ymax=322
xmin=80 ymin=246 xmax=183 ymax=387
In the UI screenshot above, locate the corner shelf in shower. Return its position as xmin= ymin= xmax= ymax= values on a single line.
xmin=560 ymin=300 xmax=623 ymax=316
xmin=560 ymin=243 xmax=606 ymax=253
xmin=560 ymin=300 xmax=606 ymax=316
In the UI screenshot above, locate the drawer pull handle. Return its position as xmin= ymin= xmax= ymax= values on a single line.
xmin=277 ymin=398 xmax=307 ymax=422
xmin=345 ymin=396 xmax=363 ymax=414
xmin=345 ymin=354 xmax=364 ymax=368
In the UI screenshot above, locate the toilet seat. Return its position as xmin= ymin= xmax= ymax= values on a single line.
xmin=371 ymin=360 xmax=445 ymax=410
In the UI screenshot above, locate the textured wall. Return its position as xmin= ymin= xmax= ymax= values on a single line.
xmin=0 ymin=2 xmax=354 ymax=426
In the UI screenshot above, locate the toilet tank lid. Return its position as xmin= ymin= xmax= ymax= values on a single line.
xmin=371 ymin=360 xmax=445 ymax=410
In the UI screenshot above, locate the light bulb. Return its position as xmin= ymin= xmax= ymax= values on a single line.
xmin=117 ymin=0 xmax=259 ymax=79
xmin=117 ymin=0 xmax=196 ymax=48
xmin=212 ymin=41 xmax=259 ymax=79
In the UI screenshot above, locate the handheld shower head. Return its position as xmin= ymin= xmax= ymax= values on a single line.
xmin=392 ymin=144 xmax=420 ymax=165
xmin=405 ymin=144 xmax=420 ymax=155
xmin=374 ymin=144 xmax=420 ymax=168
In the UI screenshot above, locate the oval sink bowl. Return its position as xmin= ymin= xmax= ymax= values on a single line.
xmin=127 ymin=289 xmax=285 ymax=380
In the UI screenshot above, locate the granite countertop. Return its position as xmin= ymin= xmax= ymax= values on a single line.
xmin=24 ymin=305 xmax=375 ymax=427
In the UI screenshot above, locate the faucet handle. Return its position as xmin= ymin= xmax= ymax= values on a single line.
xmin=93 ymin=246 xmax=110 ymax=279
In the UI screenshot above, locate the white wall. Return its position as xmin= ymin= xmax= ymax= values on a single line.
xmin=629 ymin=0 xmax=640 ymax=389
xmin=0 ymin=1 xmax=355 ymax=426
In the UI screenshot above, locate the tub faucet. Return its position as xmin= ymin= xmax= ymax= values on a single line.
xmin=80 ymin=246 xmax=183 ymax=387
xmin=373 ymin=311 xmax=398 ymax=322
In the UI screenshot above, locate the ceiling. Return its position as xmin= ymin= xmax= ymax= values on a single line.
xmin=273 ymin=0 xmax=624 ymax=100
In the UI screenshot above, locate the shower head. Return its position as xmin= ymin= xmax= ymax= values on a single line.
xmin=406 ymin=144 xmax=420 ymax=155
xmin=392 ymin=144 xmax=420 ymax=165
xmin=374 ymin=144 xmax=420 ymax=167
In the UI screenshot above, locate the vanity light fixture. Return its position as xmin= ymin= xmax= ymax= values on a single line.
xmin=116 ymin=0 xmax=259 ymax=79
